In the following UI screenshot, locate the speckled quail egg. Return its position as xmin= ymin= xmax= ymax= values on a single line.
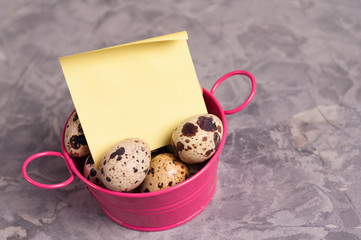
xmin=83 ymin=155 xmax=104 ymax=187
xmin=99 ymin=138 xmax=151 ymax=192
xmin=171 ymin=114 xmax=223 ymax=164
xmin=139 ymin=153 xmax=189 ymax=193
xmin=64 ymin=111 xmax=90 ymax=158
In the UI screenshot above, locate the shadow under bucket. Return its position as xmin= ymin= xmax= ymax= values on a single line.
xmin=22 ymin=70 xmax=256 ymax=231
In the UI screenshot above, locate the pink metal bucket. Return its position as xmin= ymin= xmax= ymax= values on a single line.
xmin=22 ymin=70 xmax=256 ymax=231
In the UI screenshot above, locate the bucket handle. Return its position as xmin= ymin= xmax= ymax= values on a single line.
xmin=22 ymin=151 xmax=75 ymax=189
xmin=210 ymin=70 xmax=256 ymax=115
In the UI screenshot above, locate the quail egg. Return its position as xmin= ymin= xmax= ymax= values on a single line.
xmin=171 ymin=114 xmax=223 ymax=164
xmin=99 ymin=138 xmax=151 ymax=192
xmin=64 ymin=111 xmax=90 ymax=158
xmin=83 ymin=155 xmax=104 ymax=187
xmin=139 ymin=153 xmax=189 ymax=193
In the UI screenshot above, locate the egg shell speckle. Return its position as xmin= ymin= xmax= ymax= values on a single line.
xmin=99 ymin=138 xmax=151 ymax=192
xmin=64 ymin=111 xmax=90 ymax=158
xmin=84 ymin=155 xmax=104 ymax=187
xmin=171 ymin=114 xmax=223 ymax=164
xmin=139 ymin=153 xmax=189 ymax=193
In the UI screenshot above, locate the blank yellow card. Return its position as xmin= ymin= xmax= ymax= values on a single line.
xmin=60 ymin=31 xmax=207 ymax=167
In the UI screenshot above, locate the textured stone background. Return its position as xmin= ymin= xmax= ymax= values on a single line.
xmin=1 ymin=0 xmax=361 ymax=239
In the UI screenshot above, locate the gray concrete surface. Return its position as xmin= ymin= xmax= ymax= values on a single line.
xmin=1 ymin=0 xmax=361 ymax=239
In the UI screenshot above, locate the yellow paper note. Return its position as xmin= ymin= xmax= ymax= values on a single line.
xmin=60 ymin=31 xmax=207 ymax=167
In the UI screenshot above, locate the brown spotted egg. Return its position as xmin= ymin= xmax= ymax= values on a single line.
xmin=83 ymin=155 xmax=104 ymax=187
xmin=64 ymin=111 xmax=90 ymax=158
xmin=140 ymin=153 xmax=189 ymax=193
xmin=99 ymin=138 xmax=151 ymax=192
xmin=171 ymin=114 xmax=223 ymax=164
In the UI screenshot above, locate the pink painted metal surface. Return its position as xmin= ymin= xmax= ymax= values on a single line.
xmin=22 ymin=151 xmax=75 ymax=189
xmin=22 ymin=70 xmax=256 ymax=231
xmin=211 ymin=70 xmax=257 ymax=115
